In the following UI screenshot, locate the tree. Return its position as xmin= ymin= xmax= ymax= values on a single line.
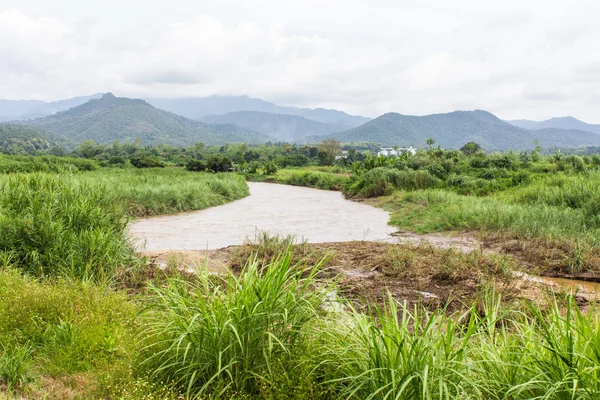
xmin=76 ymin=140 xmax=105 ymax=159
xmin=460 ymin=142 xmax=482 ymax=155
xmin=426 ymin=138 xmax=435 ymax=149
xmin=317 ymin=139 xmax=341 ymax=166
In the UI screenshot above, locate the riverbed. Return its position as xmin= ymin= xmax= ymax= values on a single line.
xmin=130 ymin=182 xmax=396 ymax=251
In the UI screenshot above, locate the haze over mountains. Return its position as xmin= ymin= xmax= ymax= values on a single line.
xmin=1 ymin=92 xmax=600 ymax=151
xmin=325 ymin=111 xmax=600 ymax=150
xmin=507 ymin=117 xmax=600 ymax=135
xmin=20 ymin=93 xmax=269 ymax=147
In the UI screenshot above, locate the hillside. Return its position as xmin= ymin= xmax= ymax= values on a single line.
xmin=0 ymin=94 xmax=102 ymax=120
xmin=146 ymin=95 xmax=370 ymax=128
xmin=508 ymin=116 xmax=600 ymax=135
xmin=0 ymin=124 xmax=62 ymax=154
xmin=324 ymin=110 xmax=600 ymax=150
xmin=200 ymin=111 xmax=347 ymax=142
xmin=22 ymin=93 xmax=270 ymax=146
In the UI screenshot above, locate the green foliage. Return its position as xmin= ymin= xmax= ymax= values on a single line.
xmin=263 ymin=160 xmax=278 ymax=175
xmin=184 ymin=159 xmax=207 ymax=172
xmin=131 ymin=156 xmax=165 ymax=168
xmin=0 ymin=154 xmax=98 ymax=174
xmin=0 ymin=267 xmax=139 ymax=393
xmin=0 ymin=124 xmax=62 ymax=155
xmin=274 ymin=169 xmax=349 ymax=191
xmin=140 ymin=253 xmax=328 ymax=398
xmin=345 ymin=167 xmax=440 ymax=197
xmin=77 ymin=168 xmax=249 ymax=217
xmin=206 ymin=155 xmax=232 ymax=172
xmin=0 ymin=174 xmax=134 ymax=280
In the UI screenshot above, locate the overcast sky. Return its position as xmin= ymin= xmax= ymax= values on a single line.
xmin=1 ymin=0 xmax=599 ymax=121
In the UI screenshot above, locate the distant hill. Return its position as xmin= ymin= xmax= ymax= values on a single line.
xmin=324 ymin=110 xmax=600 ymax=150
xmin=0 ymin=124 xmax=63 ymax=154
xmin=21 ymin=93 xmax=270 ymax=146
xmin=200 ymin=111 xmax=347 ymax=142
xmin=0 ymin=94 xmax=103 ymax=120
xmin=146 ymin=95 xmax=370 ymax=128
xmin=507 ymin=116 xmax=600 ymax=135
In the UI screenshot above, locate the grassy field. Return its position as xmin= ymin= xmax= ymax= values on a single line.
xmin=3 ymin=152 xmax=600 ymax=398
xmin=247 ymin=166 xmax=350 ymax=191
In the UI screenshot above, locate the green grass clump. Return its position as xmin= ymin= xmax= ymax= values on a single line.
xmin=345 ymin=167 xmax=440 ymax=198
xmin=0 ymin=174 xmax=134 ymax=280
xmin=0 ymin=153 xmax=98 ymax=174
xmin=140 ymin=252 xmax=328 ymax=398
xmin=385 ymin=189 xmax=598 ymax=244
xmin=78 ymin=168 xmax=250 ymax=216
xmin=274 ymin=169 xmax=349 ymax=191
xmin=0 ymin=267 xmax=139 ymax=395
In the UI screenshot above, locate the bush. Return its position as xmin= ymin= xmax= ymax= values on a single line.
xmin=185 ymin=159 xmax=207 ymax=172
xmin=344 ymin=168 xmax=440 ymax=198
xmin=141 ymin=253 xmax=328 ymax=398
xmin=206 ymin=155 xmax=232 ymax=173
xmin=131 ymin=156 xmax=165 ymax=168
xmin=263 ymin=161 xmax=278 ymax=175
xmin=0 ymin=174 xmax=134 ymax=280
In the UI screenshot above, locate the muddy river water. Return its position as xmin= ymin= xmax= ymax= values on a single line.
xmin=130 ymin=182 xmax=396 ymax=251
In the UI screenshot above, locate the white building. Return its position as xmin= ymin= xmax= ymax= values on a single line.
xmin=378 ymin=147 xmax=417 ymax=157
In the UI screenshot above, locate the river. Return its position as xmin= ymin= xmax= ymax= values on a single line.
xmin=130 ymin=182 xmax=396 ymax=251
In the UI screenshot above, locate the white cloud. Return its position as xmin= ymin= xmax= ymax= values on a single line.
xmin=0 ymin=1 xmax=599 ymax=122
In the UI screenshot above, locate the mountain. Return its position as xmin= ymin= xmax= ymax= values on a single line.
xmin=0 ymin=124 xmax=63 ymax=154
xmin=21 ymin=93 xmax=270 ymax=146
xmin=200 ymin=111 xmax=348 ymax=142
xmin=323 ymin=110 xmax=600 ymax=150
xmin=507 ymin=117 xmax=600 ymax=135
xmin=0 ymin=94 xmax=103 ymax=121
xmin=146 ymin=95 xmax=370 ymax=128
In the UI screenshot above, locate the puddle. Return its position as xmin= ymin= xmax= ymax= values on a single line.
xmin=130 ymin=182 xmax=396 ymax=251
xmin=516 ymin=272 xmax=600 ymax=299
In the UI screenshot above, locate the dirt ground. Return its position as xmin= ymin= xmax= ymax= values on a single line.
xmin=140 ymin=232 xmax=600 ymax=310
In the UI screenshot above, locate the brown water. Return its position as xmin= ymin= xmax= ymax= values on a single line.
xmin=516 ymin=272 xmax=600 ymax=299
xmin=130 ymin=182 xmax=396 ymax=251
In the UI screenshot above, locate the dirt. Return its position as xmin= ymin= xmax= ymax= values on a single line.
xmin=138 ymin=231 xmax=600 ymax=310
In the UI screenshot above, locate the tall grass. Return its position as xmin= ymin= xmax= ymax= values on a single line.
xmin=345 ymin=168 xmax=440 ymax=198
xmin=316 ymin=293 xmax=600 ymax=399
xmin=140 ymin=252 xmax=329 ymax=398
xmin=77 ymin=168 xmax=250 ymax=217
xmin=385 ymin=189 xmax=600 ymax=246
xmin=0 ymin=153 xmax=98 ymax=174
xmin=274 ymin=169 xmax=349 ymax=191
xmin=0 ymin=174 xmax=134 ymax=280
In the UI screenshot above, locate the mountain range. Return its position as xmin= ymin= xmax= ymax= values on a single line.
xmin=323 ymin=110 xmax=600 ymax=150
xmin=507 ymin=116 xmax=600 ymax=135
xmin=21 ymin=93 xmax=269 ymax=146
xmin=1 ymin=92 xmax=600 ymax=151
xmin=200 ymin=111 xmax=347 ymax=143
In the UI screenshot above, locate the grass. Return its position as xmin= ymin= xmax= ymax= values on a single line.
xmin=0 ymin=154 xmax=98 ymax=174
xmin=139 ymin=251 xmax=329 ymax=399
xmin=0 ymin=267 xmax=141 ymax=398
xmin=246 ymin=167 xmax=350 ymax=191
xmin=78 ymin=168 xmax=250 ymax=217
xmin=0 ymin=173 xmax=134 ymax=280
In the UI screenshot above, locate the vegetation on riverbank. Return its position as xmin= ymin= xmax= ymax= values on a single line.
xmin=2 ymin=144 xmax=600 ymax=398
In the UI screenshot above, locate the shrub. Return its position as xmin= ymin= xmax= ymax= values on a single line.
xmin=140 ymin=252 xmax=328 ymax=398
xmin=131 ymin=156 xmax=165 ymax=168
xmin=263 ymin=160 xmax=278 ymax=175
xmin=0 ymin=174 xmax=134 ymax=280
xmin=206 ymin=155 xmax=232 ymax=173
xmin=185 ymin=159 xmax=207 ymax=172
xmin=344 ymin=168 xmax=440 ymax=198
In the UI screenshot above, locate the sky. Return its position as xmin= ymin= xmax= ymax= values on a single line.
xmin=1 ymin=0 xmax=599 ymax=122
